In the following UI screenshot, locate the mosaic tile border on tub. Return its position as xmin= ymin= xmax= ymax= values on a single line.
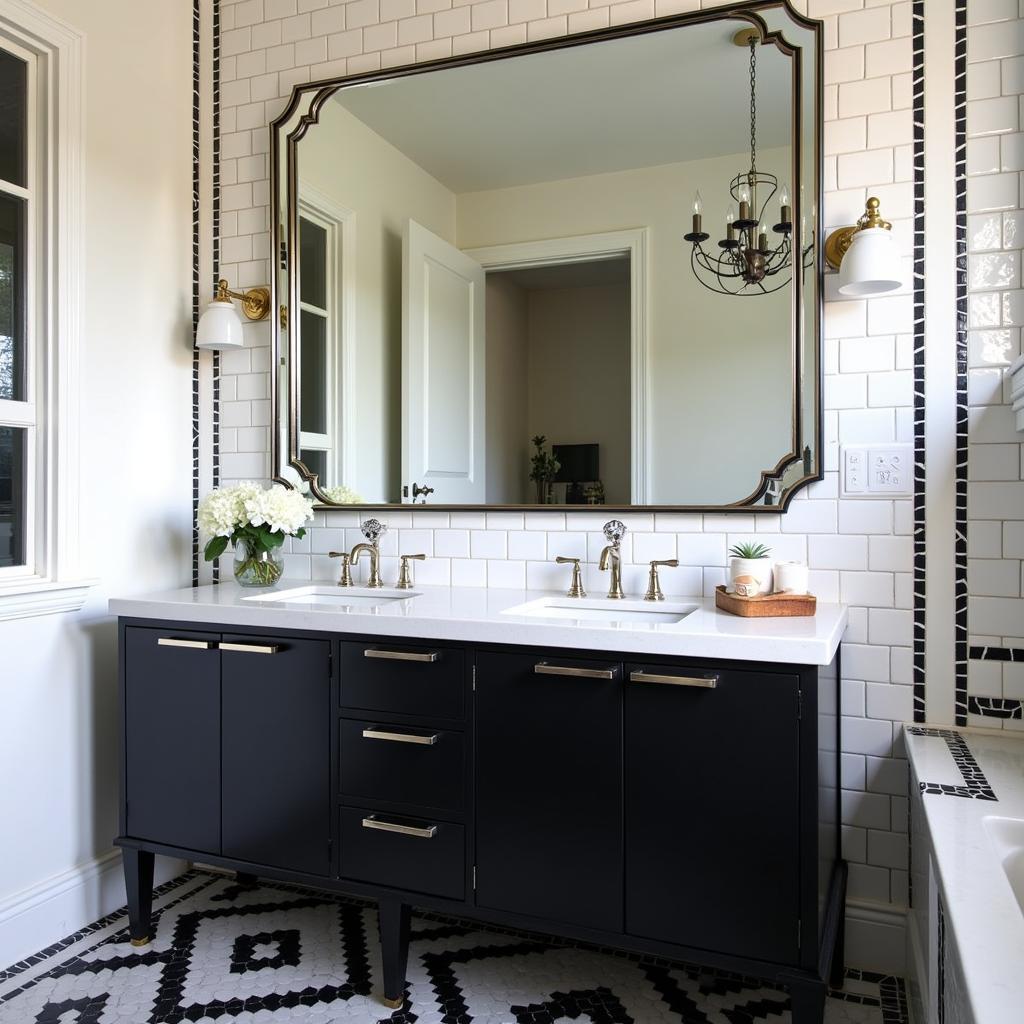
xmin=906 ymin=727 xmax=997 ymax=800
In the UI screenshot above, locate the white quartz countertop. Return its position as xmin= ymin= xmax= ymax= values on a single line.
xmin=904 ymin=725 xmax=1024 ymax=1024
xmin=109 ymin=581 xmax=847 ymax=665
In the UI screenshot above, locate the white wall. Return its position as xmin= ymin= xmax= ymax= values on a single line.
xmin=300 ymin=100 xmax=457 ymax=502
xmin=484 ymin=273 xmax=530 ymax=503
xmin=457 ymin=150 xmax=794 ymax=505
xmin=0 ymin=0 xmax=193 ymax=969
xmin=526 ymin=281 xmax=632 ymax=504
xmin=211 ymin=0 xmax=917 ymax=973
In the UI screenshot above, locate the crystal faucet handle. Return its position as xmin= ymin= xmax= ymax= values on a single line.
xmin=360 ymin=518 xmax=387 ymax=543
xmin=602 ymin=519 xmax=627 ymax=545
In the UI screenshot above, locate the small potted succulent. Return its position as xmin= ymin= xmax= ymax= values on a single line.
xmin=728 ymin=541 xmax=773 ymax=596
xmin=199 ymin=482 xmax=314 ymax=587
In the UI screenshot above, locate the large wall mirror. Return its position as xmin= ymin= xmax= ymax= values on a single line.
xmin=272 ymin=2 xmax=822 ymax=511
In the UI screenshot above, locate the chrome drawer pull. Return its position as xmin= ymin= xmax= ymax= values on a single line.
xmin=157 ymin=638 xmax=214 ymax=650
xmin=362 ymin=727 xmax=437 ymax=746
xmin=534 ymin=661 xmax=616 ymax=680
xmin=364 ymin=649 xmax=439 ymax=663
xmin=362 ymin=815 xmax=436 ymax=839
xmin=629 ymin=671 xmax=718 ymax=688
xmin=220 ymin=641 xmax=280 ymax=655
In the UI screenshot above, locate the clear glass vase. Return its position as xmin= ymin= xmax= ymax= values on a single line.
xmin=233 ymin=537 xmax=284 ymax=588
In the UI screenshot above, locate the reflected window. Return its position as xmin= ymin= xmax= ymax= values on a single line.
xmin=298 ymin=211 xmax=334 ymax=479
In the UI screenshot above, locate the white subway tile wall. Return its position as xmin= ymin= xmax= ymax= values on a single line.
xmin=211 ymin=0 xmax=916 ymax=907
xmin=966 ymin=0 xmax=1024 ymax=729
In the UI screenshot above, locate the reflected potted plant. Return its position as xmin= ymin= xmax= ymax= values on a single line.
xmin=529 ymin=435 xmax=560 ymax=505
xmin=728 ymin=541 xmax=774 ymax=596
xmin=200 ymin=482 xmax=314 ymax=587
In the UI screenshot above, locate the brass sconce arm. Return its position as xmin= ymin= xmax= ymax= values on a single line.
xmin=215 ymin=278 xmax=271 ymax=321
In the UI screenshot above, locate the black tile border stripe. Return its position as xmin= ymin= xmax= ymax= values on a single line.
xmin=191 ymin=0 xmax=201 ymax=588
xmin=906 ymin=727 xmax=996 ymax=800
xmin=967 ymin=696 xmax=1023 ymax=720
xmin=969 ymin=645 xmax=1024 ymax=662
xmin=953 ymin=0 xmax=969 ymax=726
xmin=912 ymin=0 xmax=926 ymax=723
xmin=211 ymin=0 xmax=221 ymax=584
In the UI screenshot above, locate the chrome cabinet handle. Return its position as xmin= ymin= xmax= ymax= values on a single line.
xmin=362 ymin=727 xmax=438 ymax=745
xmin=362 ymin=815 xmax=436 ymax=839
xmin=220 ymin=641 xmax=280 ymax=655
xmin=534 ymin=661 xmax=617 ymax=680
xmin=629 ymin=671 xmax=718 ymax=688
xmin=364 ymin=649 xmax=439 ymax=663
xmin=157 ymin=638 xmax=215 ymax=650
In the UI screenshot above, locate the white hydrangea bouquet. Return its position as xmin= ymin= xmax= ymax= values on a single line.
xmin=199 ymin=481 xmax=314 ymax=587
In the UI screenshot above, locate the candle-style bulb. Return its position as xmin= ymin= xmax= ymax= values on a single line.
xmin=779 ymin=182 xmax=790 ymax=207
xmin=738 ymin=182 xmax=751 ymax=205
xmin=725 ymin=206 xmax=735 ymax=227
xmin=693 ymin=190 xmax=703 ymax=216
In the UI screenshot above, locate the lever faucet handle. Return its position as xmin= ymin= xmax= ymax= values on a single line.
xmin=555 ymin=556 xmax=587 ymax=599
xmin=396 ymin=553 xmax=426 ymax=590
xmin=602 ymin=519 xmax=627 ymax=546
xmin=644 ymin=558 xmax=679 ymax=602
xmin=360 ymin=518 xmax=387 ymax=544
xmin=329 ymin=551 xmax=354 ymax=587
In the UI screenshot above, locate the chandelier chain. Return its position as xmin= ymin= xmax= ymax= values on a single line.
xmin=749 ymin=39 xmax=757 ymax=176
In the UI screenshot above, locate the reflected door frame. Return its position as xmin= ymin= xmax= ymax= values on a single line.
xmin=464 ymin=228 xmax=649 ymax=504
xmin=297 ymin=183 xmax=356 ymax=490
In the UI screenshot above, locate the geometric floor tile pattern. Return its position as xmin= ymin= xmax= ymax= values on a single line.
xmin=0 ymin=871 xmax=909 ymax=1024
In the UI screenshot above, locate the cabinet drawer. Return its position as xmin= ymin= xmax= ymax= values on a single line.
xmin=340 ymin=642 xmax=464 ymax=719
xmin=339 ymin=718 xmax=464 ymax=811
xmin=338 ymin=807 xmax=465 ymax=900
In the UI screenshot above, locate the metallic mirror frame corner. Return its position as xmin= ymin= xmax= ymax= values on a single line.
xmin=269 ymin=0 xmax=824 ymax=514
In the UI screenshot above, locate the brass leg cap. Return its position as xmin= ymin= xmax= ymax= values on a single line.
xmin=382 ymin=996 xmax=403 ymax=1009
xmin=130 ymin=936 xmax=150 ymax=948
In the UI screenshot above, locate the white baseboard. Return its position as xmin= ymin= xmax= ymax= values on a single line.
xmin=845 ymin=899 xmax=908 ymax=977
xmin=0 ymin=850 xmax=186 ymax=972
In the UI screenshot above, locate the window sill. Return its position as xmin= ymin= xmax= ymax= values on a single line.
xmin=0 ymin=577 xmax=99 ymax=622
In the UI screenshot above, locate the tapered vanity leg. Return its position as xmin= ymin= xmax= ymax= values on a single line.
xmin=122 ymin=847 xmax=155 ymax=947
xmin=829 ymin=899 xmax=847 ymax=990
xmin=789 ymin=979 xmax=827 ymax=1024
xmin=378 ymin=898 xmax=411 ymax=1008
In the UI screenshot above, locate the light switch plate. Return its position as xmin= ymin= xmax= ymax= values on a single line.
xmin=841 ymin=443 xmax=913 ymax=498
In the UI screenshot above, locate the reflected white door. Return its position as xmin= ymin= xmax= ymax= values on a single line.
xmin=402 ymin=219 xmax=486 ymax=504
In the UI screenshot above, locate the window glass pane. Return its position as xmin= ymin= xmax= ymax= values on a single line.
xmin=0 ymin=426 xmax=25 ymax=568
xmin=300 ymin=310 xmax=327 ymax=435
xmin=299 ymin=216 xmax=327 ymax=309
xmin=0 ymin=48 xmax=26 ymax=188
xmin=301 ymin=448 xmax=327 ymax=481
xmin=0 ymin=192 xmax=25 ymax=401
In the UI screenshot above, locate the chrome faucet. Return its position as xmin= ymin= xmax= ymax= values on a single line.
xmin=350 ymin=518 xmax=387 ymax=589
xmin=598 ymin=519 xmax=627 ymax=599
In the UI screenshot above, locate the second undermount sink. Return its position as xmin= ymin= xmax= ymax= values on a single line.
xmin=243 ymin=585 xmax=419 ymax=607
xmin=984 ymin=816 xmax=1024 ymax=915
xmin=503 ymin=596 xmax=698 ymax=626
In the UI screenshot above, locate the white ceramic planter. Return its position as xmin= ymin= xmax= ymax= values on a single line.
xmin=728 ymin=557 xmax=773 ymax=596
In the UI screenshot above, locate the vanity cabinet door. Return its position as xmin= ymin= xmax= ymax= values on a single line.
xmin=221 ymin=635 xmax=332 ymax=876
xmin=475 ymin=652 xmax=623 ymax=932
xmin=624 ymin=664 xmax=801 ymax=964
xmin=124 ymin=627 xmax=221 ymax=854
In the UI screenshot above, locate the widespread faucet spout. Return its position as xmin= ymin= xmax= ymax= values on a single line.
xmin=350 ymin=518 xmax=388 ymax=589
xmin=598 ymin=519 xmax=627 ymax=600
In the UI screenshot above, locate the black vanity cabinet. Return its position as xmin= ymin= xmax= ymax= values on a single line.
xmin=116 ymin=619 xmax=842 ymax=1024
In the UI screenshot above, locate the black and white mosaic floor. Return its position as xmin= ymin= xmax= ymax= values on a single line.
xmin=0 ymin=871 xmax=908 ymax=1024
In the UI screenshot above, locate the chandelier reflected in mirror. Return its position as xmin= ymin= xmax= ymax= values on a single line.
xmin=683 ymin=29 xmax=813 ymax=296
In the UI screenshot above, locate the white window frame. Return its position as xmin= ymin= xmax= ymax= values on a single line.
xmin=0 ymin=0 xmax=91 ymax=621
xmin=297 ymin=184 xmax=356 ymax=489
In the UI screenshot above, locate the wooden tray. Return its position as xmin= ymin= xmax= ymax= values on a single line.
xmin=714 ymin=585 xmax=817 ymax=618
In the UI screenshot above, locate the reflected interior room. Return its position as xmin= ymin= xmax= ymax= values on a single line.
xmin=0 ymin=2 xmax=1021 ymax=1024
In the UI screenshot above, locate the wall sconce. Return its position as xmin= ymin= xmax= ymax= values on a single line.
xmin=824 ymin=197 xmax=902 ymax=298
xmin=195 ymin=278 xmax=271 ymax=350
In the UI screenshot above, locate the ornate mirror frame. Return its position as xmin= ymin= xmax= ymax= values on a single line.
xmin=270 ymin=0 xmax=823 ymax=512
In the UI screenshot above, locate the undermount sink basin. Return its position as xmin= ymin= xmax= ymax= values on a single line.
xmin=984 ymin=816 xmax=1024 ymax=913
xmin=503 ymin=596 xmax=698 ymax=626
xmin=243 ymin=585 xmax=419 ymax=607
